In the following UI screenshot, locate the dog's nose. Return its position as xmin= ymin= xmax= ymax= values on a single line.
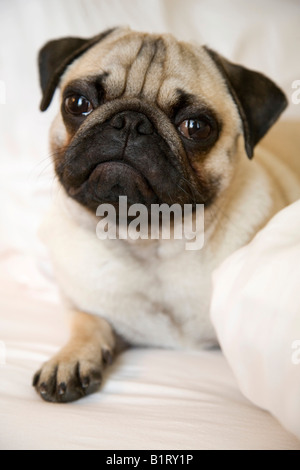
xmin=109 ymin=111 xmax=154 ymax=135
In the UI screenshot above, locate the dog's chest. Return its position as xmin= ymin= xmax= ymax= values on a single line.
xmin=46 ymin=210 xmax=217 ymax=349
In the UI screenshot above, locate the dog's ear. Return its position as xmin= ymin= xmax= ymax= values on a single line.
xmin=38 ymin=28 xmax=116 ymax=112
xmin=205 ymin=47 xmax=288 ymax=158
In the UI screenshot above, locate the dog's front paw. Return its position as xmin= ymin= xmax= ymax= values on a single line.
xmin=33 ymin=346 xmax=113 ymax=403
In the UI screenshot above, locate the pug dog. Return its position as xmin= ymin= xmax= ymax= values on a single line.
xmin=33 ymin=27 xmax=300 ymax=403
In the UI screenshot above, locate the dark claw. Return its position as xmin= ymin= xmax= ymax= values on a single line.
xmin=81 ymin=376 xmax=90 ymax=389
xmin=90 ymin=370 xmax=102 ymax=385
xmin=39 ymin=383 xmax=48 ymax=396
xmin=102 ymin=348 xmax=113 ymax=366
xmin=32 ymin=371 xmax=41 ymax=387
xmin=58 ymin=382 xmax=67 ymax=396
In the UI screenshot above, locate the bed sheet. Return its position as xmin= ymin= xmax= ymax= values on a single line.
xmin=1 ymin=258 xmax=300 ymax=450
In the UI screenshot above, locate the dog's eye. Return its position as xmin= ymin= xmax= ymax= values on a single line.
xmin=64 ymin=95 xmax=93 ymax=116
xmin=178 ymin=119 xmax=212 ymax=140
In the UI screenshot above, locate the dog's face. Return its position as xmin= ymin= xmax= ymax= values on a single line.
xmin=39 ymin=28 xmax=287 ymax=214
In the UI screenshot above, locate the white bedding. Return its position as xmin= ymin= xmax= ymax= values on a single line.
xmin=1 ymin=0 xmax=300 ymax=450
xmin=1 ymin=263 xmax=300 ymax=450
xmin=211 ymin=199 xmax=300 ymax=441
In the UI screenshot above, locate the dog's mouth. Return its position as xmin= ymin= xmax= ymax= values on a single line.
xmin=67 ymin=161 xmax=159 ymax=211
xmin=55 ymin=109 xmax=216 ymax=214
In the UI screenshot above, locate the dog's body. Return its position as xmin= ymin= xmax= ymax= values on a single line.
xmin=41 ymin=144 xmax=300 ymax=350
xmin=33 ymin=27 xmax=300 ymax=402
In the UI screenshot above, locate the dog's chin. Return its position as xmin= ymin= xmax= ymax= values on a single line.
xmin=67 ymin=161 xmax=160 ymax=212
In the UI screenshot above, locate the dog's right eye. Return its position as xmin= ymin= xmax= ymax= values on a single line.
xmin=64 ymin=95 xmax=93 ymax=116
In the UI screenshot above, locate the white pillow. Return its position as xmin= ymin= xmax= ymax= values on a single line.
xmin=211 ymin=199 xmax=300 ymax=440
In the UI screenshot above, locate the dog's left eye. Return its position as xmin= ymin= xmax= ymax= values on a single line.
xmin=64 ymin=95 xmax=93 ymax=116
xmin=178 ymin=118 xmax=212 ymax=141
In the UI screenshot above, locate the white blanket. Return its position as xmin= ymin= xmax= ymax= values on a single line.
xmin=211 ymin=199 xmax=300 ymax=440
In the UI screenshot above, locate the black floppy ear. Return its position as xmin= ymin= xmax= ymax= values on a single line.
xmin=204 ymin=47 xmax=288 ymax=158
xmin=38 ymin=28 xmax=116 ymax=111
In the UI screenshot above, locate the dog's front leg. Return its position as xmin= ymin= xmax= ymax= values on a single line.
xmin=33 ymin=311 xmax=117 ymax=403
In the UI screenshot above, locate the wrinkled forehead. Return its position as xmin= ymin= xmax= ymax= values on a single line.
xmin=61 ymin=29 xmax=232 ymax=114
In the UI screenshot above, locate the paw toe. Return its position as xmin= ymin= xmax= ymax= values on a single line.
xmin=33 ymin=361 xmax=103 ymax=403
